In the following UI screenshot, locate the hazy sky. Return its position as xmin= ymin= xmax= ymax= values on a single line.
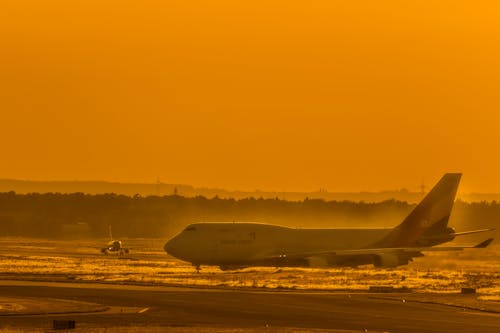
xmin=1 ymin=1 xmax=500 ymax=192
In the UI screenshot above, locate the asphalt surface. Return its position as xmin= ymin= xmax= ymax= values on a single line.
xmin=1 ymin=281 xmax=500 ymax=333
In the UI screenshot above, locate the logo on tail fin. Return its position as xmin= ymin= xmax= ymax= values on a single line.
xmin=374 ymin=173 xmax=462 ymax=247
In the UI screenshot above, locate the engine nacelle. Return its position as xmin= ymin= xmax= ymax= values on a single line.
xmin=373 ymin=254 xmax=408 ymax=268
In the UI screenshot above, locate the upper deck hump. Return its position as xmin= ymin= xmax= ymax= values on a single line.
xmin=184 ymin=222 xmax=392 ymax=233
xmin=185 ymin=222 xmax=291 ymax=232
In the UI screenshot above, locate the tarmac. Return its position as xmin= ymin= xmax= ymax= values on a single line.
xmin=1 ymin=280 xmax=500 ymax=332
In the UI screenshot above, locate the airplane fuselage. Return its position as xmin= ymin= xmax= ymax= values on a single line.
xmin=165 ymin=222 xmax=394 ymax=268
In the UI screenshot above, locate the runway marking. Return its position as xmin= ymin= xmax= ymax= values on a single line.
xmin=138 ymin=307 xmax=150 ymax=314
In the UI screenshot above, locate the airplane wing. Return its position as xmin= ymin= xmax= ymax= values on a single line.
xmin=264 ymin=238 xmax=494 ymax=260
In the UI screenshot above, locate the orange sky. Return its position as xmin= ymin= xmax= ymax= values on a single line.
xmin=1 ymin=1 xmax=500 ymax=192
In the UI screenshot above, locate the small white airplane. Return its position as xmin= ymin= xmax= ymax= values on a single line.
xmin=101 ymin=225 xmax=130 ymax=255
xmin=164 ymin=173 xmax=494 ymax=271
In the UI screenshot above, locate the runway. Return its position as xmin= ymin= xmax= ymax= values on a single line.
xmin=1 ymin=281 xmax=500 ymax=332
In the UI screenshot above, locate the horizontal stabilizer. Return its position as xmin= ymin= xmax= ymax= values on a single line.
xmin=454 ymin=228 xmax=496 ymax=236
xmin=474 ymin=238 xmax=494 ymax=248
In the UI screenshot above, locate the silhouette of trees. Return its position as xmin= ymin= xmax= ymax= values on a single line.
xmin=0 ymin=192 xmax=497 ymax=239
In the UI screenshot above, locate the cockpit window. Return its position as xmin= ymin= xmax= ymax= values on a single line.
xmin=185 ymin=226 xmax=196 ymax=231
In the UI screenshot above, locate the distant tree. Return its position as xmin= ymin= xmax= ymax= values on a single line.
xmin=0 ymin=192 xmax=497 ymax=239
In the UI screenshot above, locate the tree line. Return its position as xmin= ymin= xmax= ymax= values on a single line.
xmin=0 ymin=191 xmax=498 ymax=239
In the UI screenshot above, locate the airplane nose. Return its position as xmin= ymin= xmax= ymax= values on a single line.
xmin=164 ymin=240 xmax=172 ymax=253
xmin=164 ymin=237 xmax=177 ymax=255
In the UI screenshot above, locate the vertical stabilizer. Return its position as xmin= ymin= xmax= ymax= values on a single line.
xmin=375 ymin=173 xmax=461 ymax=247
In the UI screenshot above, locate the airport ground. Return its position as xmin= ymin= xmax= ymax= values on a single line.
xmin=0 ymin=238 xmax=499 ymax=332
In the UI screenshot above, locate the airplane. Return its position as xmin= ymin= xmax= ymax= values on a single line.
xmin=164 ymin=173 xmax=495 ymax=271
xmin=101 ymin=225 xmax=130 ymax=255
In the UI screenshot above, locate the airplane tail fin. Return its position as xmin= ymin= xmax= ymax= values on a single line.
xmin=474 ymin=238 xmax=494 ymax=248
xmin=376 ymin=173 xmax=462 ymax=247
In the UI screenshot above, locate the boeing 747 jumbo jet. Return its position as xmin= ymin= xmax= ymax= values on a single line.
xmin=164 ymin=174 xmax=494 ymax=270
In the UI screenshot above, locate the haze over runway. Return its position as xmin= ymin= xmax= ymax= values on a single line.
xmin=2 ymin=1 xmax=500 ymax=193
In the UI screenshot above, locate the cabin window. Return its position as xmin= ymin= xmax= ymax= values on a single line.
xmin=185 ymin=226 xmax=196 ymax=231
